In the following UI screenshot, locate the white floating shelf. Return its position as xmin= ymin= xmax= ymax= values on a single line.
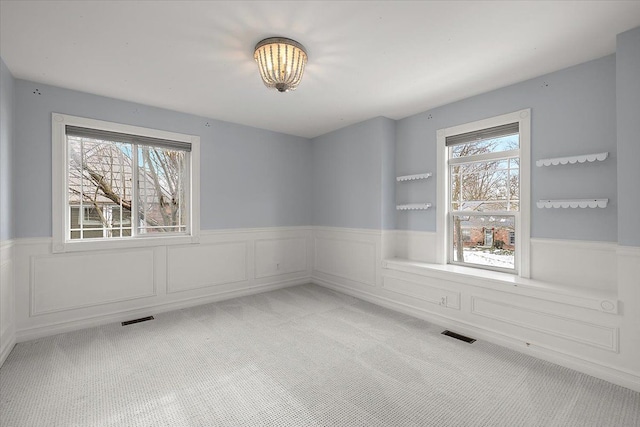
xmin=536 ymin=152 xmax=608 ymax=167
xmin=397 ymin=203 xmax=432 ymax=211
xmin=397 ymin=173 xmax=432 ymax=182
xmin=536 ymin=199 xmax=608 ymax=209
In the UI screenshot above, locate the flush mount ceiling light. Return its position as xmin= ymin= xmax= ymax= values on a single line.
xmin=254 ymin=37 xmax=308 ymax=93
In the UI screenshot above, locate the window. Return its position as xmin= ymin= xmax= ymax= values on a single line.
xmin=53 ymin=114 xmax=200 ymax=252
xmin=437 ymin=110 xmax=530 ymax=276
xmin=70 ymin=205 xmax=132 ymax=239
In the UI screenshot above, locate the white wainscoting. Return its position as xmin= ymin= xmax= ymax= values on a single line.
xmin=382 ymin=276 xmax=460 ymax=309
xmin=392 ymin=231 xmax=618 ymax=295
xmin=393 ymin=230 xmax=438 ymax=263
xmin=11 ymin=227 xmax=312 ymax=344
xmin=5 ymin=226 xmax=640 ymax=392
xmin=255 ymin=237 xmax=308 ymax=279
xmin=313 ymin=227 xmax=379 ymax=287
xmin=167 ymin=241 xmax=248 ymax=293
xmin=31 ymin=248 xmax=156 ymax=315
xmin=0 ymin=240 xmax=15 ymax=367
xmin=470 ymin=296 xmax=618 ymax=352
xmin=312 ymin=227 xmax=640 ymax=392
xmin=530 ymin=238 xmax=618 ymax=292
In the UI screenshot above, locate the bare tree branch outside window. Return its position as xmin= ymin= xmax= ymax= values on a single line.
xmin=68 ymin=136 xmax=186 ymax=239
xmin=450 ymin=135 xmax=519 ymax=269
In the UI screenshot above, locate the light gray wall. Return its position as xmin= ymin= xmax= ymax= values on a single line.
xmin=380 ymin=118 xmax=396 ymax=230
xmin=0 ymin=58 xmax=15 ymax=241
xmin=616 ymin=27 xmax=640 ymax=247
xmin=396 ymin=55 xmax=618 ymax=242
xmin=13 ymin=80 xmax=312 ymax=238
xmin=311 ymin=117 xmax=395 ymax=229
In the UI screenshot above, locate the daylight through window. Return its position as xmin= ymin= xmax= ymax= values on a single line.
xmin=66 ymin=126 xmax=190 ymax=241
xmin=446 ymin=123 xmax=520 ymax=272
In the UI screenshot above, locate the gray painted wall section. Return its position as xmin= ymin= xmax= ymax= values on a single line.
xmin=380 ymin=118 xmax=396 ymax=230
xmin=13 ymin=80 xmax=312 ymax=238
xmin=311 ymin=117 xmax=394 ymax=229
xmin=616 ymin=27 xmax=640 ymax=247
xmin=0 ymin=58 xmax=15 ymax=241
xmin=396 ymin=55 xmax=618 ymax=242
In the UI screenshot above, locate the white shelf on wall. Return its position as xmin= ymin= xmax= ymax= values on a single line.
xmin=396 ymin=172 xmax=432 ymax=182
xmin=397 ymin=203 xmax=432 ymax=211
xmin=536 ymin=152 xmax=608 ymax=167
xmin=536 ymin=199 xmax=608 ymax=209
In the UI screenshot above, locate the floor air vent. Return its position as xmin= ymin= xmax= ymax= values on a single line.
xmin=441 ymin=330 xmax=476 ymax=344
xmin=122 ymin=316 xmax=154 ymax=326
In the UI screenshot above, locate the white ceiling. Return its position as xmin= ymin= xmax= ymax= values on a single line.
xmin=1 ymin=1 xmax=639 ymax=138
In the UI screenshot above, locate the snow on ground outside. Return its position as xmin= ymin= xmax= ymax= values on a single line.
xmin=456 ymin=249 xmax=514 ymax=269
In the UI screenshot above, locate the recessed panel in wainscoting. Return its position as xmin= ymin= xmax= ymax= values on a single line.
xmin=167 ymin=242 xmax=248 ymax=293
xmin=530 ymin=239 xmax=617 ymax=293
xmin=255 ymin=238 xmax=307 ymax=278
xmin=31 ymin=249 xmax=156 ymax=315
xmin=314 ymin=237 xmax=376 ymax=286
xmin=382 ymin=276 xmax=460 ymax=309
xmin=1 ymin=259 xmax=13 ymax=338
xmin=470 ymin=296 xmax=618 ymax=352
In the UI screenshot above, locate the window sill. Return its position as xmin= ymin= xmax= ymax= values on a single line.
xmin=53 ymin=234 xmax=200 ymax=253
xmin=382 ymin=258 xmax=619 ymax=314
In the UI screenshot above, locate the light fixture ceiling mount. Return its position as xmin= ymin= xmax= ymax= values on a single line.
xmin=254 ymin=37 xmax=308 ymax=93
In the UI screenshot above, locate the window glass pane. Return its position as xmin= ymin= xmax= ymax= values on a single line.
xmin=450 ymin=158 xmax=516 ymax=212
xmin=509 ymin=169 xmax=519 ymax=210
xmin=67 ymin=136 xmax=133 ymax=240
xmin=451 ymin=214 xmax=515 ymax=270
xmin=451 ymin=134 xmax=519 ymax=158
xmin=137 ymin=146 xmax=187 ymax=235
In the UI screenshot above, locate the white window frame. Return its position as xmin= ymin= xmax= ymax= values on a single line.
xmin=436 ymin=109 xmax=531 ymax=278
xmin=52 ymin=113 xmax=200 ymax=253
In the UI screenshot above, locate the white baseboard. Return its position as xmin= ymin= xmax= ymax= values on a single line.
xmin=0 ymin=239 xmax=15 ymax=368
xmin=312 ymin=275 xmax=640 ymax=393
xmin=0 ymin=333 xmax=15 ymax=367
xmin=17 ymin=277 xmax=309 ymax=343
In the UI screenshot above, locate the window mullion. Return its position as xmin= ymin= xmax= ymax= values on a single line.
xmin=132 ymin=144 xmax=139 ymax=238
xmin=450 ymin=210 xmax=516 ymax=217
xmin=448 ymin=149 xmax=519 ymax=165
xmin=509 ymin=160 xmax=513 ymax=207
xmin=79 ymin=137 xmax=84 ymax=240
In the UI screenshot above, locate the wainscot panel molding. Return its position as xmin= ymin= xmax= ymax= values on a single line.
xmin=31 ymin=248 xmax=157 ymax=315
xmin=382 ymin=258 xmax=618 ymax=314
xmin=382 ymin=276 xmax=460 ymax=309
xmin=311 ymin=227 xmax=640 ymax=392
xmin=255 ymin=237 xmax=308 ymax=279
xmin=393 ymin=230 xmax=438 ymax=263
xmin=16 ymin=277 xmax=307 ymax=344
xmin=393 ymin=230 xmax=618 ymax=294
xmin=313 ymin=228 xmax=379 ymax=287
xmin=11 ymin=227 xmax=313 ymax=344
xmin=530 ymin=238 xmax=617 ymax=293
xmin=615 ymin=246 xmax=640 ymax=375
xmin=0 ymin=239 xmax=15 ymax=367
xmin=470 ymin=296 xmax=619 ymax=352
xmin=167 ymin=241 xmax=248 ymax=293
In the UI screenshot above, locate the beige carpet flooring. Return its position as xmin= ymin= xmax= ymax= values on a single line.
xmin=1 ymin=284 xmax=639 ymax=426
